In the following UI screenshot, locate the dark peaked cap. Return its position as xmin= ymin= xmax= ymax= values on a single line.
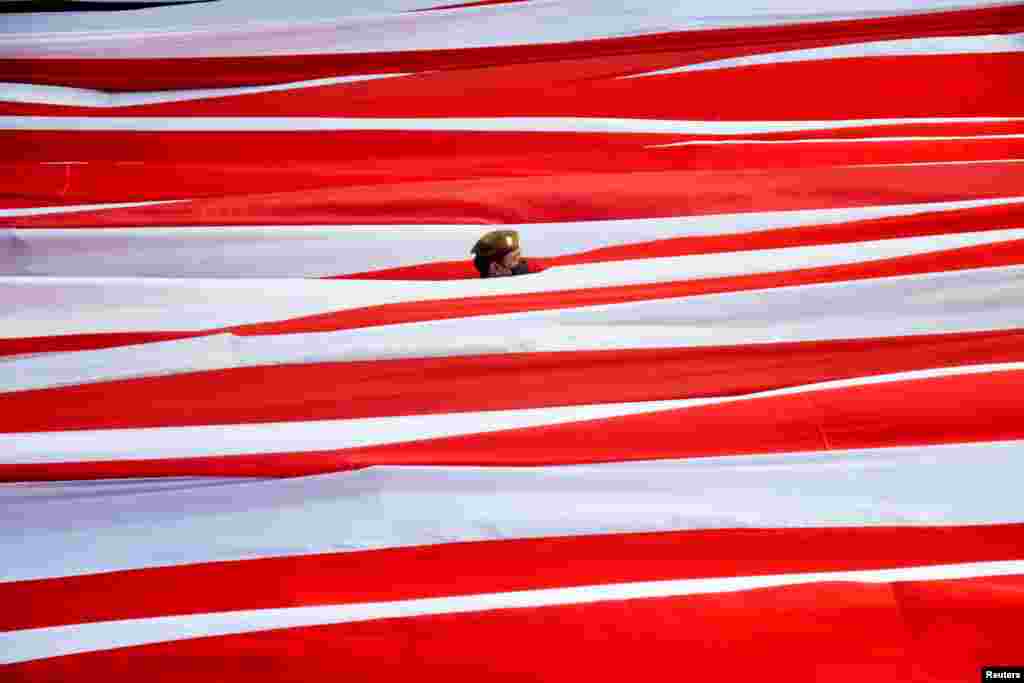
xmin=470 ymin=230 xmax=520 ymax=259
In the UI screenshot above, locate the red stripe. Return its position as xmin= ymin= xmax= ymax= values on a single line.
xmin=2 ymin=4 xmax=1019 ymax=90
xmin=6 ymin=574 xmax=1021 ymax=682
xmin=5 ymin=51 xmax=1022 ymax=121
xmin=644 ymin=137 xmax=1024 ymax=170
xmin=10 ymin=131 xmax=1021 ymax=176
xmin=0 ymin=131 xmax=674 ymax=171
xmin=6 ymin=123 xmax=1022 ymax=166
xmin=2 ymin=360 xmax=1022 ymax=481
xmin=6 ymin=131 xmax=1021 ymax=213
xmin=2 ymin=156 xmax=507 ymax=207
xmin=8 ymin=160 xmax=1023 ymax=226
xmin=2 ymin=234 xmax=1022 ymax=359
xmin=4 ymin=524 xmax=1021 ymax=631
xmin=0 ymin=331 xmax=202 ymax=358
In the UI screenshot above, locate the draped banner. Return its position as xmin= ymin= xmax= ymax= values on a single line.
xmin=2 ymin=1 xmax=1023 ymax=680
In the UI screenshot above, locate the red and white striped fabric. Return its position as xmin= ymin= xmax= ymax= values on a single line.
xmin=2 ymin=1 xmax=1023 ymax=680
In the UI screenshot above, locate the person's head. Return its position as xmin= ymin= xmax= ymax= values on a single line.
xmin=471 ymin=230 xmax=524 ymax=278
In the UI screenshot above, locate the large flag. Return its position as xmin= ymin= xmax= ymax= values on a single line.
xmin=2 ymin=1 xmax=1023 ymax=680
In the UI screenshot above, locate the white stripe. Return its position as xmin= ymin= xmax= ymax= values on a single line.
xmin=3 ymin=557 xmax=1022 ymax=665
xmin=1 ymin=115 xmax=1021 ymax=134
xmin=0 ymin=199 xmax=187 ymax=218
xmin=6 ymin=196 xmax=1023 ymax=278
xmin=648 ymin=134 xmax=1024 ymax=148
xmin=622 ymin=32 xmax=1024 ymax=78
xmin=4 ymin=360 xmax=1022 ymax=462
xmin=0 ymin=72 xmax=414 ymax=108
xmin=3 ymin=440 xmax=1023 ymax=582
xmin=2 ymin=1 xmax=1017 ymax=58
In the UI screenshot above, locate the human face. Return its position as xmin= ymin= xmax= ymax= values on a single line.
xmin=500 ymin=248 xmax=522 ymax=269
xmin=487 ymin=248 xmax=523 ymax=277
